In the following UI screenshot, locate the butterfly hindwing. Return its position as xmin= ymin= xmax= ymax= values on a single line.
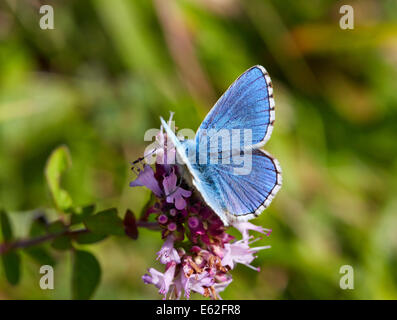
xmin=188 ymin=149 xmax=281 ymax=224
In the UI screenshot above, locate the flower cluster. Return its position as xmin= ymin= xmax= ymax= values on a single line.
xmin=130 ymin=117 xmax=272 ymax=299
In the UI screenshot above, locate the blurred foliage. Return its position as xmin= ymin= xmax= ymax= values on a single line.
xmin=1 ymin=0 xmax=397 ymax=299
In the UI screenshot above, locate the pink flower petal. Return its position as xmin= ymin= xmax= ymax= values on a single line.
xmin=142 ymin=262 xmax=176 ymax=298
xmin=163 ymin=168 xmax=192 ymax=209
xmin=157 ymin=236 xmax=181 ymax=264
xmin=232 ymin=221 xmax=271 ymax=241
xmin=130 ymin=165 xmax=163 ymax=197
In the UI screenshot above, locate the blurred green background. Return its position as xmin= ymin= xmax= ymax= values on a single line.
xmin=1 ymin=0 xmax=397 ymax=299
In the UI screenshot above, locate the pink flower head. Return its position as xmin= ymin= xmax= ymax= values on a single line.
xmin=130 ymin=165 xmax=163 ymax=197
xmin=162 ymin=168 xmax=191 ymax=210
xmin=135 ymin=116 xmax=275 ymax=300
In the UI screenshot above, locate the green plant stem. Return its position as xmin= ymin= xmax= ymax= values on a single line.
xmin=137 ymin=220 xmax=161 ymax=230
xmin=0 ymin=229 xmax=88 ymax=255
xmin=0 ymin=221 xmax=160 ymax=255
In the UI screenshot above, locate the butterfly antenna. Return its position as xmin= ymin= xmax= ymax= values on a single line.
xmin=130 ymin=148 xmax=157 ymax=176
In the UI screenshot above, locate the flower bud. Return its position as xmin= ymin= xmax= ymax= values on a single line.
xmin=168 ymin=222 xmax=177 ymax=232
xmin=188 ymin=216 xmax=199 ymax=229
xmin=158 ymin=214 xmax=168 ymax=224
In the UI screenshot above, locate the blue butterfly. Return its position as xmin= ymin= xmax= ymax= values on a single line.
xmin=160 ymin=65 xmax=282 ymax=226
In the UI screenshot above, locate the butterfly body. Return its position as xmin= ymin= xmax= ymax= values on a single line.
xmin=161 ymin=65 xmax=281 ymax=226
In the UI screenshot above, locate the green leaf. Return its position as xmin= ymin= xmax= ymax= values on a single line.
xmin=71 ymin=205 xmax=96 ymax=225
xmin=0 ymin=209 xmax=13 ymax=242
xmin=2 ymin=251 xmax=21 ymax=285
xmin=84 ymin=208 xmax=124 ymax=236
xmin=74 ymin=232 xmax=107 ymax=245
xmin=72 ymin=250 xmax=101 ymax=300
xmin=51 ymin=235 xmax=73 ymax=251
xmin=45 ymin=146 xmax=73 ymax=212
xmin=47 ymin=220 xmax=66 ymax=234
xmin=25 ymin=247 xmax=56 ymax=266
xmin=1 ymin=210 xmax=21 ymax=285
xmin=29 ymin=216 xmax=48 ymax=237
